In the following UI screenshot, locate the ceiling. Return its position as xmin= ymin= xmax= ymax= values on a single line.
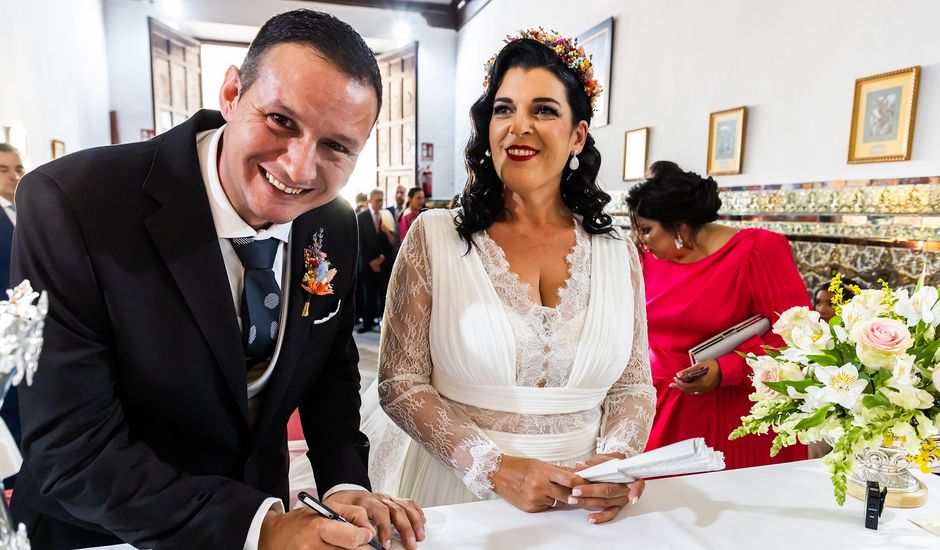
xmin=298 ymin=0 xmax=490 ymax=29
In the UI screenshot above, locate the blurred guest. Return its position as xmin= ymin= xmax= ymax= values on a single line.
xmin=354 ymin=191 xmax=368 ymax=213
xmin=814 ymin=279 xmax=858 ymax=323
xmin=626 ymin=160 xmax=809 ymax=470
xmin=0 ymin=143 xmax=24 ymax=456
xmin=398 ymin=187 xmax=425 ymax=240
xmin=388 ymin=184 xmax=407 ymax=225
xmin=357 ymin=189 xmax=396 ymax=332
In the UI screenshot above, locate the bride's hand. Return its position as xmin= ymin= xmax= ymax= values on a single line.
xmin=571 ymin=454 xmax=646 ymax=523
xmin=490 ymin=454 xmax=586 ymax=513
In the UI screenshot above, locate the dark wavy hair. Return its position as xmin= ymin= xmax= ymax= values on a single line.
xmin=625 ymin=160 xmax=722 ymax=236
xmin=455 ymin=39 xmax=613 ymax=249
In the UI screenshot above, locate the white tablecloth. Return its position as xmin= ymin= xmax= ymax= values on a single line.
xmin=79 ymin=459 xmax=940 ymax=549
xmin=406 ymin=459 xmax=939 ymax=549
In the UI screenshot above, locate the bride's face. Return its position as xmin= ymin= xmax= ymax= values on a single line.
xmin=488 ymin=67 xmax=587 ymax=196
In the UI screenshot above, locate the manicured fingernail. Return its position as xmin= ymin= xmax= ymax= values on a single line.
xmin=588 ymin=517 xmax=597 ymax=523
xmin=385 ymin=540 xmax=391 ymax=549
xmin=567 ymin=496 xmax=578 ymax=505
xmin=572 ymin=488 xmax=582 ymax=496
xmin=418 ymin=528 xmax=426 ymax=538
xmin=630 ymin=496 xmax=638 ymax=504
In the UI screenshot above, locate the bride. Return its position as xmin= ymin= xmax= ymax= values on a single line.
xmin=362 ymin=30 xmax=655 ymax=524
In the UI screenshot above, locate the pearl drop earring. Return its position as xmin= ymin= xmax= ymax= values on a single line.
xmin=568 ymin=154 xmax=580 ymax=171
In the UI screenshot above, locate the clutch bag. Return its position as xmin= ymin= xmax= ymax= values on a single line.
xmin=688 ymin=314 xmax=770 ymax=365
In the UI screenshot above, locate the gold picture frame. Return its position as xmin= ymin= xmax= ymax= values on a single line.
xmin=848 ymin=66 xmax=920 ymax=164
xmin=51 ymin=139 xmax=66 ymax=159
xmin=707 ymin=106 xmax=747 ymax=175
xmin=622 ymin=127 xmax=649 ymax=181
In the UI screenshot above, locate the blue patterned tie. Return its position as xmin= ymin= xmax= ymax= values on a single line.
xmin=230 ymin=237 xmax=281 ymax=367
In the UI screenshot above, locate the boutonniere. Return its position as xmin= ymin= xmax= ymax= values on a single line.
xmin=300 ymin=228 xmax=337 ymax=317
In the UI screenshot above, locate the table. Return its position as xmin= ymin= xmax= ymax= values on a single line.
xmin=403 ymin=459 xmax=939 ymax=549
xmin=78 ymin=459 xmax=940 ymax=549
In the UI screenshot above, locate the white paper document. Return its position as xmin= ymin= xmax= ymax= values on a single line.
xmin=579 ymin=438 xmax=725 ymax=483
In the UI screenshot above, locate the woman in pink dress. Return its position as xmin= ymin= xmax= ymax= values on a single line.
xmin=398 ymin=186 xmax=425 ymax=240
xmin=626 ymin=161 xmax=808 ymax=470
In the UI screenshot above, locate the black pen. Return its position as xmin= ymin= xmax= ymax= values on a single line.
xmin=297 ymin=491 xmax=385 ymax=550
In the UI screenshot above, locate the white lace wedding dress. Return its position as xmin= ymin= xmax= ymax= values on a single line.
xmin=360 ymin=209 xmax=655 ymax=507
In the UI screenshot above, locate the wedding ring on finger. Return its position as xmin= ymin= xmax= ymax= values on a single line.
xmin=550 ymin=498 xmax=559 ymax=508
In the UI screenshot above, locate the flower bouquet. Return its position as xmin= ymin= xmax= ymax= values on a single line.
xmin=730 ymin=275 xmax=940 ymax=505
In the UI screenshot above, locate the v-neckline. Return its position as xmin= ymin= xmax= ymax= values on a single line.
xmin=480 ymin=223 xmax=584 ymax=313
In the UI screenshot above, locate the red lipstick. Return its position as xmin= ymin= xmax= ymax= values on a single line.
xmin=505 ymin=145 xmax=539 ymax=162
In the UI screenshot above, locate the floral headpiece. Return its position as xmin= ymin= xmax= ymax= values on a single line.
xmin=482 ymin=28 xmax=602 ymax=111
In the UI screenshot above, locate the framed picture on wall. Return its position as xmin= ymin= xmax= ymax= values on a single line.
xmin=622 ymin=127 xmax=649 ymax=181
xmin=51 ymin=139 xmax=66 ymax=159
xmin=848 ymin=66 xmax=920 ymax=164
xmin=577 ymin=17 xmax=613 ymax=128
xmin=707 ymin=106 xmax=747 ymax=175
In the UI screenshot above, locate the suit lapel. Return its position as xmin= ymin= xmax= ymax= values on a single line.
xmin=142 ymin=111 xmax=249 ymax=422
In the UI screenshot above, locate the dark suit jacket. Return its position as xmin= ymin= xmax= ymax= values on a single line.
xmin=10 ymin=111 xmax=370 ymax=549
xmin=0 ymin=208 xmax=12 ymax=291
xmin=356 ymin=209 xmax=395 ymax=272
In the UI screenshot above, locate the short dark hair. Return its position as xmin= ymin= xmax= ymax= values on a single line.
xmin=0 ymin=144 xmax=20 ymax=155
xmin=407 ymin=187 xmax=423 ymax=199
xmin=456 ymin=39 xmax=612 ymax=250
xmin=239 ymin=9 xmax=382 ymax=109
xmin=626 ymin=160 xmax=722 ymax=234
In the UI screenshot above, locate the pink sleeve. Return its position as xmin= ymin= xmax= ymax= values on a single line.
xmin=718 ymin=231 xmax=811 ymax=387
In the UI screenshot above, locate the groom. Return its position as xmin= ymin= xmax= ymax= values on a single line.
xmin=10 ymin=9 xmax=424 ymax=550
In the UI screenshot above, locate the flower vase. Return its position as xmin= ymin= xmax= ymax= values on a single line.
xmin=845 ymin=439 xmax=938 ymax=508
xmin=0 ymin=371 xmax=29 ymax=549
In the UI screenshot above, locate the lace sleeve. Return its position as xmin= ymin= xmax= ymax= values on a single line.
xmin=597 ymin=241 xmax=656 ymax=457
xmin=377 ymin=216 xmax=502 ymax=498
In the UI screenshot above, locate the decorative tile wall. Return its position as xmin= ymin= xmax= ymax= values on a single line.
xmin=606 ymin=176 xmax=940 ymax=291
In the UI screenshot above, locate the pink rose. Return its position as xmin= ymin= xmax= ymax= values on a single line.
xmin=855 ymin=318 xmax=912 ymax=353
xmin=853 ymin=318 xmax=913 ymax=370
xmin=755 ymin=364 xmax=780 ymax=398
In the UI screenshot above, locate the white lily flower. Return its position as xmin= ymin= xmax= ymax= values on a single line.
xmin=840 ymin=290 xmax=888 ymax=335
xmin=773 ymin=307 xmax=820 ymax=347
xmin=790 ymin=319 xmax=835 ymax=354
xmin=813 ymin=363 xmax=869 ymax=410
xmin=884 ymin=355 xmax=935 ymax=409
xmin=894 ymin=286 xmax=940 ymax=327
xmin=792 ymin=385 xmax=826 ymax=412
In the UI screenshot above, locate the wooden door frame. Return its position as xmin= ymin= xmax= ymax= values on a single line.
xmin=374 ymin=42 xmax=418 ymax=195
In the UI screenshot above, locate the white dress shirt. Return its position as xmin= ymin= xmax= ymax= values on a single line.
xmin=0 ymin=196 xmax=16 ymax=226
xmin=196 ymin=127 xmax=365 ymax=550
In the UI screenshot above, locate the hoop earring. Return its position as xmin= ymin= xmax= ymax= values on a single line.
xmin=568 ymin=154 xmax=580 ymax=171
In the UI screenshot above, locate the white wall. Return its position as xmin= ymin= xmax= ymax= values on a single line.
xmin=102 ymin=0 xmax=457 ymax=197
xmin=454 ymin=0 xmax=940 ymax=190
xmin=0 ymin=0 xmax=111 ymax=167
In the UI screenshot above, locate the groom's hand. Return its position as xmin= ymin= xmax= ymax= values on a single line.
xmin=325 ymin=490 xmax=426 ymax=550
xmin=259 ymin=504 xmax=375 ymax=549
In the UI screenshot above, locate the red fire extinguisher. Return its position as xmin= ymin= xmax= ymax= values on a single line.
xmin=420 ymin=165 xmax=433 ymax=198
